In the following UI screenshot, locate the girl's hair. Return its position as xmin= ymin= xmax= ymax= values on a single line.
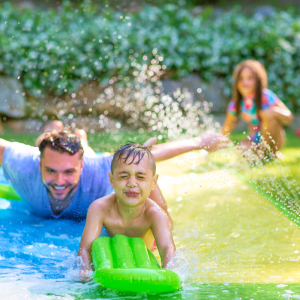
xmin=232 ymin=60 xmax=268 ymax=116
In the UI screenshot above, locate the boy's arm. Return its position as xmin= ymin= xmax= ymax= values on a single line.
xmin=78 ymin=201 xmax=104 ymax=279
xmin=149 ymin=185 xmax=173 ymax=228
xmin=149 ymin=207 xmax=175 ymax=268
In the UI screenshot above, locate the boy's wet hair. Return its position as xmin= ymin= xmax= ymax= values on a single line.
xmin=39 ymin=129 xmax=84 ymax=158
xmin=111 ymin=143 xmax=156 ymax=174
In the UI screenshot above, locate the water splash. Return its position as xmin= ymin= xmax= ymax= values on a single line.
xmin=168 ymin=247 xmax=201 ymax=284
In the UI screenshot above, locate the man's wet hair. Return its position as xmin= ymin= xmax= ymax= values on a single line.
xmin=111 ymin=143 xmax=156 ymax=174
xmin=39 ymin=129 xmax=84 ymax=158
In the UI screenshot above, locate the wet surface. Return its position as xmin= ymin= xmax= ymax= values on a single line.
xmin=1 ymin=153 xmax=300 ymax=299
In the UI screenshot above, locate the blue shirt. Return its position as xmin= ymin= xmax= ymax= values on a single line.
xmin=2 ymin=143 xmax=113 ymax=221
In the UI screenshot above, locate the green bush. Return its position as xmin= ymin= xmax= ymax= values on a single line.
xmin=1 ymin=1 xmax=300 ymax=110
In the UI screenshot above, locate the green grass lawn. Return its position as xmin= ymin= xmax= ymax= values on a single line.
xmin=229 ymin=130 xmax=300 ymax=221
xmin=230 ymin=130 xmax=300 ymax=186
xmin=0 ymin=128 xmax=168 ymax=153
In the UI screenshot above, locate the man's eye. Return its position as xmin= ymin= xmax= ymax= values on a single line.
xmin=47 ymin=169 xmax=55 ymax=174
xmin=137 ymin=176 xmax=145 ymax=179
xmin=120 ymin=175 xmax=128 ymax=178
xmin=66 ymin=170 xmax=74 ymax=174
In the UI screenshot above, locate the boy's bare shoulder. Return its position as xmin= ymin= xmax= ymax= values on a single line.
xmin=145 ymin=198 xmax=168 ymax=219
xmin=145 ymin=199 xmax=172 ymax=230
xmin=88 ymin=193 xmax=116 ymax=214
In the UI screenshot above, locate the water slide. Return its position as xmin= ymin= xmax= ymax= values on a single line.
xmin=157 ymin=152 xmax=300 ymax=299
xmin=1 ymin=152 xmax=300 ymax=299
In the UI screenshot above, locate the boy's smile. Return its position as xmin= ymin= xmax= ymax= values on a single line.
xmin=109 ymin=155 xmax=158 ymax=207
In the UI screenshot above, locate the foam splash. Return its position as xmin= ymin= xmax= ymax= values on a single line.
xmin=167 ymin=247 xmax=201 ymax=284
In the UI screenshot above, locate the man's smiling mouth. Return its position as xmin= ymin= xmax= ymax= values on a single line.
xmin=53 ymin=185 xmax=67 ymax=191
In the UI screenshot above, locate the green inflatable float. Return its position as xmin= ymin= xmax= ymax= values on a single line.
xmin=91 ymin=234 xmax=182 ymax=293
xmin=0 ymin=184 xmax=21 ymax=200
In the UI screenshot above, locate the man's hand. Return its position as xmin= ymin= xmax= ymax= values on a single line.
xmin=148 ymin=131 xmax=230 ymax=162
xmin=143 ymin=137 xmax=157 ymax=148
xmin=192 ymin=132 xmax=231 ymax=152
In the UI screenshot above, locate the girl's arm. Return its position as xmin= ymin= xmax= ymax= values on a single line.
xmin=222 ymin=111 xmax=238 ymax=136
xmin=270 ymin=99 xmax=294 ymax=126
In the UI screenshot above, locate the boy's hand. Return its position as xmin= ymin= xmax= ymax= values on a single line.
xmin=79 ymin=269 xmax=92 ymax=282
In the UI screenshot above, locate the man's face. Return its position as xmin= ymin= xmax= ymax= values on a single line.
xmin=109 ymin=155 xmax=158 ymax=207
xmin=39 ymin=147 xmax=84 ymax=201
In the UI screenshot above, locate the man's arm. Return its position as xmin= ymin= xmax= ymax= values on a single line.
xmin=150 ymin=207 xmax=175 ymax=268
xmin=78 ymin=200 xmax=104 ymax=280
xmin=145 ymin=132 xmax=230 ymax=162
xmin=0 ymin=138 xmax=11 ymax=165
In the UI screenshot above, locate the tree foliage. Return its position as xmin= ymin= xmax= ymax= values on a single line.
xmin=1 ymin=2 xmax=300 ymax=110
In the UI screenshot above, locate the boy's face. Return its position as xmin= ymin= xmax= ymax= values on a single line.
xmin=109 ymin=155 xmax=158 ymax=207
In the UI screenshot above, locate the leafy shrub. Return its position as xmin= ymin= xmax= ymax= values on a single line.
xmin=1 ymin=1 xmax=300 ymax=110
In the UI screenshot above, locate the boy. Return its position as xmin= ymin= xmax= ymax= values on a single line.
xmin=78 ymin=143 xmax=175 ymax=281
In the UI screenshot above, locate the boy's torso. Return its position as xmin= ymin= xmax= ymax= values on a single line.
xmin=97 ymin=194 xmax=159 ymax=247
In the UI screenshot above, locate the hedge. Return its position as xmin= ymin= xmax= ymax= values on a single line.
xmin=1 ymin=1 xmax=300 ymax=110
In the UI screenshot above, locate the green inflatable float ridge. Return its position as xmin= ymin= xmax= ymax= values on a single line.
xmin=0 ymin=184 xmax=21 ymax=200
xmin=91 ymin=234 xmax=182 ymax=293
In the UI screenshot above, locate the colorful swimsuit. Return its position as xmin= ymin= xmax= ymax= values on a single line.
xmin=227 ymin=88 xmax=279 ymax=143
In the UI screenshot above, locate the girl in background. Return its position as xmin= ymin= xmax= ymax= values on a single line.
xmin=222 ymin=60 xmax=293 ymax=158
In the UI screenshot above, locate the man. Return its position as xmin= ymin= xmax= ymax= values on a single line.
xmin=0 ymin=125 xmax=229 ymax=220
